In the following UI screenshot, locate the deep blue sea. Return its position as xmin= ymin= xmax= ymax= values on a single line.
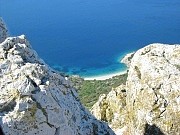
xmin=0 ymin=0 xmax=180 ymax=77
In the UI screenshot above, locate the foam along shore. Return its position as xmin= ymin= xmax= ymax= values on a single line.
xmin=83 ymin=70 xmax=127 ymax=80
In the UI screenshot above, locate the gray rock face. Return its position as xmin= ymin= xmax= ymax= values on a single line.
xmin=125 ymin=44 xmax=180 ymax=135
xmin=0 ymin=18 xmax=8 ymax=43
xmin=91 ymin=85 xmax=127 ymax=135
xmin=91 ymin=43 xmax=180 ymax=135
xmin=0 ymin=35 xmax=115 ymax=135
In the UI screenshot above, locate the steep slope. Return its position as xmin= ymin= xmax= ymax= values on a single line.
xmin=0 ymin=18 xmax=8 ymax=43
xmin=91 ymin=84 xmax=127 ymax=134
xmin=0 ymin=35 xmax=115 ymax=135
xmin=91 ymin=44 xmax=180 ymax=135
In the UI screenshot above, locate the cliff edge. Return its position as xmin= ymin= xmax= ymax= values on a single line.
xmin=91 ymin=43 xmax=180 ymax=135
xmin=0 ymin=35 xmax=115 ymax=135
xmin=0 ymin=18 xmax=8 ymax=43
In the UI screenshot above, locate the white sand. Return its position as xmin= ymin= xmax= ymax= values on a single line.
xmin=83 ymin=70 xmax=127 ymax=80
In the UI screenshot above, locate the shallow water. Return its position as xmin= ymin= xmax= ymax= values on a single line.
xmin=0 ymin=0 xmax=180 ymax=77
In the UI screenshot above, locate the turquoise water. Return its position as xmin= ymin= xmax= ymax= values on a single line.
xmin=0 ymin=0 xmax=180 ymax=77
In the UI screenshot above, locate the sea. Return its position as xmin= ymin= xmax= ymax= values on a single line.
xmin=0 ymin=0 xmax=180 ymax=77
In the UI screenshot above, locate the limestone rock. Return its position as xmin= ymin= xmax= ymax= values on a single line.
xmin=126 ymin=43 xmax=180 ymax=135
xmin=0 ymin=18 xmax=8 ymax=43
xmin=91 ymin=43 xmax=180 ymax=135
xmin=91 ymin=85 xmax=127 ymax=134
xmin=0 ymin=36 xmax=115 ymax=135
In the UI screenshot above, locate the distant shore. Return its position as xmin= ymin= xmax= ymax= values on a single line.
xmin=83 ymin=70 xmax=127 ymax=80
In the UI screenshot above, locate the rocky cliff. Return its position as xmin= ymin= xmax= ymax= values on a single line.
xmin=0 ymin=35 xmax=115 ymax=135
xmin=91 ymin=43 xmax=180 ymax=135
xmin=0 ymin=18 xmax=8 ymax=43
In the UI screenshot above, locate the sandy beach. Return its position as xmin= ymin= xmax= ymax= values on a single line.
xmin=83 ymin=70 xmax=127 ymax=80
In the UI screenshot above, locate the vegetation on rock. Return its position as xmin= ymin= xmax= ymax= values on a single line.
xmin=69 ymin=73 xmax=128 ymax=109
xmin=91 ymin=44 xmax=180 ymax=135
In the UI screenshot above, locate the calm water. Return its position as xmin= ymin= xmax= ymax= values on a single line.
xmin=0 ymin=0 xmax=180 ymax=77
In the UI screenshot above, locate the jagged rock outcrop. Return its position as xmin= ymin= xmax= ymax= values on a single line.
xmin=91 ymin=85 xmax=127 ymax=130
xmin=0 ymin=35 xmax=115 ymax=135
xmin=0 ymin=18 xmax=8 ymax=43
xmin=91 ymin=43 xmax=180 ymax=135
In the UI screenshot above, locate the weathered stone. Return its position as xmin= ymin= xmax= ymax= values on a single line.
xmin=91 ymin=85 xmax=127 ymax=133
xmin=0 ymin=36 xmax=115 ymax=135
xmin=0 ymin=18 xmax=8 ymax=43
xmin=92 ymin=43 xmax=180 ymax=135
xmin=126 ymin=44 xmax=180 ymax=135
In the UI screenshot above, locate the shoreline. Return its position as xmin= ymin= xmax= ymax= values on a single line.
xmin=83 ymin=70 xmax=127 ymax=80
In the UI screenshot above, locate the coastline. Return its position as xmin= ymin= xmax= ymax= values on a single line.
xmin=82 ymin=52 xmax=130 ymax=81
xmin=83 ymin=70 xmax=127 ymax=80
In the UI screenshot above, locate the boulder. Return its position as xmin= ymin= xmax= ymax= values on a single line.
xmin=126 ymin=44 xmax=180 ymax=135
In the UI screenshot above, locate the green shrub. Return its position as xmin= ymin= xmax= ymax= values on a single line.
xmin=69 ymin=73 xmax=128 ymax=109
